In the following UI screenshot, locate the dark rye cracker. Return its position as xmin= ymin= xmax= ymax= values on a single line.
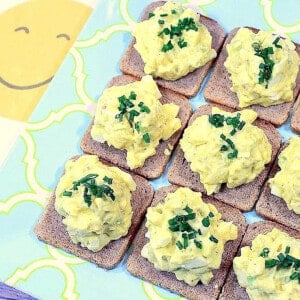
xmin=120 ymin=1 xmax=226 ymax=97
xmin=219 ymin=221 xmax=300 ymax=300
xmin=126 ymin=185 xmax=247 ymax=300
xmin=167 ymin=104 xmax=281 ymax=211
xmin=81 ymin=74 xmax=192 ymax=179
xmin=291 ymin=94 xmax=300 ymax=132
xmin=204 ymin=27 xmax=300 ymax=126
xmin=34 ymin=156 xmax=154 ymax=270
xmin=256 ymin=142 xmax=300 ymax=231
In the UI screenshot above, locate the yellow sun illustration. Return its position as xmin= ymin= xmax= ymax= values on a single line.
xmin=0 ymin=0 xmax=92 ymax=121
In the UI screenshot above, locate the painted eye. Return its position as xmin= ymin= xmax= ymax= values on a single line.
xmin=56 ymin=33 xmax=70 ymax=41
xmin=15 ymin=26 xmax=29 ymax=34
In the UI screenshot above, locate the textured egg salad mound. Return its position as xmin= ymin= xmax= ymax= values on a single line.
xmin=269 ymin=136 xmax=300 ymax=214
xmin=55 ymin=155 xmax=136 ymax=252
xmin=180 ymin=107 xmax=272 ymax=195
xmin=141 ymin=187 xmax=238 ymax=286
xmin=234 ymin=228 xmax=300 ymax=300
xmin=91 ymin=75 xmax=181 ymax=169
xmin=224 ymin=28 xmax=300 ymax=107
xmin=133 ymin=1 xmax=216 ymax=80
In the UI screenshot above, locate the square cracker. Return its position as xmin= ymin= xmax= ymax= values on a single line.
xmin=219 ymin=221 xmax=300 ymax=300
xmin=81 ymin=74 xmax=192 ymax=179
xmin=34 ymin=156 xmax=154 ymax=270
xmin=167 ymin=104 xmax=281 ymax=211
xmin=204 ymin=27 xmax=300 ymax=127
xmin=126 ymin=185 xmax=247 ymax=300
xmin=120 ymin=1 xmax=226 ymax=97
xmin=256 ymin=142 xmax=300 ymax=231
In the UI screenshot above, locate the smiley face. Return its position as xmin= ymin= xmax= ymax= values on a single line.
xmin=0 ymin=0 xmax=91 ymax=121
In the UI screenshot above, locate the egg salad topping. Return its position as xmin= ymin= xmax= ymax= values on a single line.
xmin=224 ymin=28 xmax=300 ymax=107
xmin=133 ymin=1 xmax=216 ymax=80
xmin=141 ymin=187 xmax=238 ymax=286
xmin=234 ymin=228 xmax=300 ymax=300
xmin=55 ymin=155 xmax=136 ymax=252
xmin=180 ymin=107 xmax=272 ymax=195
xmin=91 ymin=75 xmax=181 ymax=169
xmin=269 ymin=136 xmax=300 ymax=214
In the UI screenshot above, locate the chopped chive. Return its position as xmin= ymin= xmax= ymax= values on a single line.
xmin=178 ymin=38 xmax=187 ymax=48
xmin=186 ymin=213 xmax=196 ymax=220
xmin=148 ymin=12 xmax=155 ymax=19
xmin=202 ymin=216 xmax=210 ymax=227
xmin=160 ymin=13 xmax=168 ymax=17
xmin=290 ymin=271 xmax=299 ymax=280
xmin=285 ymin=246 xmax=291 ymax=254
xmin=209 ymin=235 xmax=218 ymax=243
xmin=134 ymin=121 xmax=141 ymax=133
xmin=63 ymin=190 xmax=72 ymax=197
xmin=220 ymin=145 xmax=229 ymax=152
xmin=162 ymin=40 xmax=174 ymax=52
xmin=198 ymin=228 xmax=202 ymax=235
xmin=143 ymin=133 xmax=151 ymax=143
xmin=265 ymin=259 xmax=278 ymax=268
xmin=103 ymin=176 xmax=113 ymax=185
xmin=158 ymin=19 xmax=165 ymax=25
xmin=171 ymin=9 xmax=176 ymax=14
xmin=129 ymin=91 xmax=136 ymax=100
xmin=188 ymin=232 xmax=196 ymax=240
xmin=260 ymin=247 xmax=270 ymax=258
xmin=176 ymin=240 xmax=184 ymax=250
xmin=208 ymin=212 xmax=214 ymax=218
xmin=277 ymin=253 xmax=285 ymax=262
xmin=194 ymin=239 xmax=202 ymax=249
xmin=230 ymin=128 xmax=237 ymax=136
xmin=184 ymin=205 xmax=193 ymax=214
xmin=272 ymin=37 xmax=282 ymax=48
xmin=128 ymin=109 xmax=140 ymax=122
xmin=139 ymin=104 xmax=151 ymax=113
xmin=183 ymin=233 xmax=189 ymax=249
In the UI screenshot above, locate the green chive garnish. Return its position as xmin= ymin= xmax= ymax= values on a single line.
xmin=103 ymin=176 xmax=113 ymax=185
xmin=160 ymin=13 xmax=168 ymax=17
xmin=208 ymin=212 xmax=214 ymax=218
xmin=265 ymin=259 xmax=278 ymax=268
xmin=202 ymin=217 xmax=210 ymax=227
xmin=143 ymin=133 xmax=151 ymax=143
xmin=209 ymin=235 xmax=218 ymax=243
xmin=260 ymin=247 xmax=270 ymax=258
xmin=63 ymin=191 xmax=72 ymax=197
xmin=162 ymin=40 xmax=174 ymax=52
xmin=158 ymin=19 xmax=164 ymax=25
xmin=285 ymin=246 xmax=291 ymax=254
xmin=194 ymin=240 xmax=202 ymax=249
xmin=272 ymin=37 xmax=282 ymax=49
xmin=148 ymin=12 xmax=155 ymax=19
xmin=176 ymin=240 xmax=184 ymax=250
xmin=171 ymin=9 xmax=177 ymax=14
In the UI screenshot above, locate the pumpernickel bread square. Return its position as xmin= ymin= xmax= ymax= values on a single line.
xmin=219 ymin=221 xmax=300 ymax=300
xmin=256 ymin=142 xmax=300 ymax=231
xmin=34 ymin=156 xmax=154 ymax=270
xmin=126 ymin=185 xmax=247 ymax=300
xmin=120 ymin=1 xmax=226 ymax=97
xmin=167 ymin=104 xmax=281 ymax=211
xmin=204 ymin=27 xmax=300 ymax=126
xmin=81 ymin=74 xmax=192 ymax=179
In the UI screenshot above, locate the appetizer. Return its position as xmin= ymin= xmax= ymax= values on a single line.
xmin=81 ymin=74 xmax=192 ymax=179
xmin=35 ymin=155 xmax=154 ymax=269
xmin=168 ymin=104 xmax=281 ymax=211
xmin=126 ymin=185 xmax=246 ymax=300
xmin=204 ymin=27 xmax=300 ymax=126
xmin=133 ymin=1 xmax=216 ymax=81
xmin=220 ymin=221 xmax=300 ymax=300
xmin=120 ymin=1 xmax=226 ymax=97
xmin=256 ymin=137 xmax=300 ymax=231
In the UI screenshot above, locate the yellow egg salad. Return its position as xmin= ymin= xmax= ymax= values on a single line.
xmin=91 ymin=75 xmax=181 ymax=169
xmin=180 ymin=107 xmax=272 ymax=195
xmin=55 ymin=155 xmax=136 ymax=252
xmin=224 ymin=28 xmax=300 ymax=107
xmin=141 ymin=187 xmax=238 ymax=286
xmin=269 ymin=136 xmax=300 ymax=214
xmin=234 ymin=228 xmax=300 ymax=300
xmin=133 ymin=1 xmax=216 ymax=80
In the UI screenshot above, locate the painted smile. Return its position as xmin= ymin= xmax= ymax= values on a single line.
xmin=0 ymin=75 xmax=53 ymax=90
